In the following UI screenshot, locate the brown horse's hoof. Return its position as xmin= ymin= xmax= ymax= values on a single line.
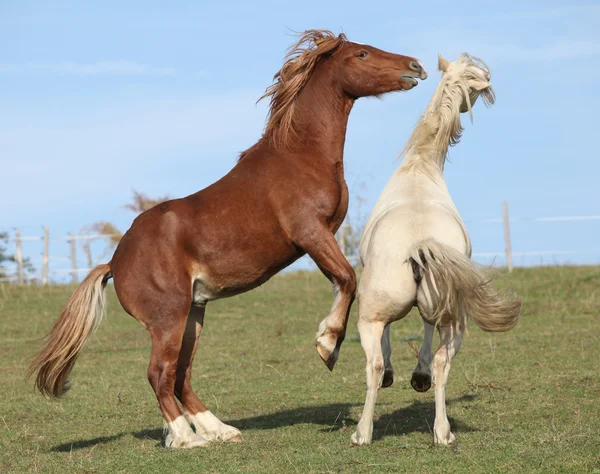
xmin=382 ymin=369 xmax=394 ymax=388
xmin=316 ymin=338 xmax=340 ymax=371
xmin=410 ymin=371 xmax=432 ymax=392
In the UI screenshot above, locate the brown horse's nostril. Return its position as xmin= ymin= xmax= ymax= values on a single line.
xmin=410 ymin=61 xmax=423 ymax=73
xmin=409 ymin=61 xmax=427 ymax=80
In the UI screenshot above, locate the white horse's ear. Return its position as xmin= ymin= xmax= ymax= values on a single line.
xmin=438 ymin=54 xmax=450 ymax=72
xmin=470 ymin=80 xmax=492 ymax=91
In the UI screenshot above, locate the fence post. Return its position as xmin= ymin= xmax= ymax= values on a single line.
xmin=69 ymin=233 xmax=78 ymax=284
xmin=503 ymin=201 xmax=513 ymax=272
xmin=15 ymin=229 xmax=24 ymax=284
xmin=83 ymin=239 xmax=94 ymax=269
xmin=42 ymin=227 xmax=49 ymax=284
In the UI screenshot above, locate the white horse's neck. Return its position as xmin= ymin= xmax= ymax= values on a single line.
xmin=399 ymin=72 xmax=469 ymax=177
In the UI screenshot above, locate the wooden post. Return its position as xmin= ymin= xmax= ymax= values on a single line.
xmin=503 ymin=201 xmax=513 ymax=272
xmin=69 ymin=233 xmax=78 ymax=283
xmin=42 ymin=227 xmax=49 ymax=285
xmin=83 ymin=239 xmax=94 ymax=269
xmin=15 ymin=229 xmax=24 ymax=284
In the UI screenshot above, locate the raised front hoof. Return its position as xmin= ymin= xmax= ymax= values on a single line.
xmin=382 ymin=368 xmax=394 ymax=388
xmin=165 ymin=433 xmax=209 ymax=449
xmin=316 ymin=337 xmax=340 ymax=371
xmin=410 ymin=371 xmax=432 ymax=393
xmin=350 ymin=431 xmax=371 ymax=447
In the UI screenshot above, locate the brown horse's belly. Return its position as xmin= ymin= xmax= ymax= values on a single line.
xmin=189 ymin=233 xmax=302 ymax=304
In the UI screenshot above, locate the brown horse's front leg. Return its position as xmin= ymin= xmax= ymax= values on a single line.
xmin=296 ymin=226 xmax=357 ymax=370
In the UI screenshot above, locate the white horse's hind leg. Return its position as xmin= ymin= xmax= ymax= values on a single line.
xmin=432 ymin=325 xmax=462 ymax=445
xmin=352 ymin=261 xmax=417 ymax=445
xmin=411 ymin=321 xmax=434 ymax=392
xmin=381 ymin=325 xmax=394 ymax=388
xmin=351 ymin=320 xmax=385 ymax=446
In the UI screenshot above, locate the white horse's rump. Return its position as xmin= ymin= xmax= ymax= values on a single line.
xmin=409 ymin=239 xmax=520 ymax=331
xmin=352 ymin=53 xmax=520 ymax=447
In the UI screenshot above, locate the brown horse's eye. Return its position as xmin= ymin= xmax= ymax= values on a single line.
xmin=358 ymin=51 xmax=368 ymax=59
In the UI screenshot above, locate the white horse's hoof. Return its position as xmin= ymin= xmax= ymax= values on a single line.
xmin=382 ymin=367 xmax=394 ymax=388
xmin=410 ymin=371 xmax=432 ymax=392
xmin=350 ymin=431 xmax=371 ymax=446
xmin=434 ymin=423 xmax=455 ymax=446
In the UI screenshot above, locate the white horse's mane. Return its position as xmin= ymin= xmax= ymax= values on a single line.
xmin=402 ymin=53 xmax=495 ymax=171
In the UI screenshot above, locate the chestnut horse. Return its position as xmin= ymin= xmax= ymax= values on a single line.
xmin=28 ymin=30 xmax=427 ymax=448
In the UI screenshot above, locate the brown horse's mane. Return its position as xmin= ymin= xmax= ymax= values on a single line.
xmin=241 ymin=30 xmax=347 ymax=158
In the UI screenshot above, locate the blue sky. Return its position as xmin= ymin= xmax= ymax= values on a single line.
xmin=1 ymin=0 xmax=599 ymax=275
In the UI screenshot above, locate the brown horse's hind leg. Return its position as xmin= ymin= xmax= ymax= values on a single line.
xmin=146 ymin=299 xmax=208 ymax=448
xmin=297 ymin=226 xmax=356 ymax=370
xmin=174 ymin=305 xmax=242 ymax=442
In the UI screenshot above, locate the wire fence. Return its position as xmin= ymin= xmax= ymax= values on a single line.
xmin=2 ymin=208 xmax=600 ymax=284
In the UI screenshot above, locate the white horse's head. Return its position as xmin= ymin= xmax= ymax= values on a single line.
xmin=437 ymin=53 xmax=495 ymax=115
xmin=402 ymin=52 xmax=496 ymax=167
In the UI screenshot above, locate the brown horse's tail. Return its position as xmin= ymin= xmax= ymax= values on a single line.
xmin=409 ymin=239 xmax=520 ymax=332
xmin=28 ymin=263 xmax=112 ymax=397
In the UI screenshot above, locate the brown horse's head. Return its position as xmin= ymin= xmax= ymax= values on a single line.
xmin=261 ymin=30 xmax=427 ymax=150
xmin=334 ymin=39 xmax=427 ymax=98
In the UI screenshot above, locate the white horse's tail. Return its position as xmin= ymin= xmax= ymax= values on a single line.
xmin=409 ymin=239 xmax=520 ymax=332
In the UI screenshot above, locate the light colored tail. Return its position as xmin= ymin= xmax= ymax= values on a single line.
xmin=409 ymin=239 xmax=520 ymax=332
xmin=28 ymin=263 xmax=112 ymax=397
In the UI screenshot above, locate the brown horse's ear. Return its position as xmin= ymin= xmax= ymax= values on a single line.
xmin=438 ymin=54 xmax=450 ymax=72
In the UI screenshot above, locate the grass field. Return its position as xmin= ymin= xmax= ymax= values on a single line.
xmin=1 ymin=266 xmax=599 ymax=473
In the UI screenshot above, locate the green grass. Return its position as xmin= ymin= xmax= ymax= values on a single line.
xmin=1 ymin=266 xmax=599 ymax=473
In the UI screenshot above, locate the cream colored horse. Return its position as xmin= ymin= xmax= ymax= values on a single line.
xmin=351 ymin=53 xmax=521 ymax=447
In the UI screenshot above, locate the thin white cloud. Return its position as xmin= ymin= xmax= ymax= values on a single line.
xmin=0 ymin=60 xmax=175 ymax=76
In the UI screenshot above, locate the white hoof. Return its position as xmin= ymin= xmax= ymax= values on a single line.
xmin=434 ymin=422 xmax=456 ymax=446
xmin=350 ymin=430 xmax=371 ymax=446
xmin=165 ymin=415 xmax=209 ymax=448
xmin=166 ymin=433 xmax=209 ymax=448
xmin=206 ymin=425 xmax=243 ymax=443
xmin=190 ymin=411 xmax=243 ymax=442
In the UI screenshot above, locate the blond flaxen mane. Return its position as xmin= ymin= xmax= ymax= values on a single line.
xmin=258 ymin=30 xmax=347 ymax=150
xmin=402 ymin=54 xmax=495 ymax=170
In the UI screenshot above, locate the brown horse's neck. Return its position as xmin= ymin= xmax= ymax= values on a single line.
xmin=282 ymin=61 xmax=355 ymax=164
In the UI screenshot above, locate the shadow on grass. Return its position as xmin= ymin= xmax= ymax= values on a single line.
xmin=52 ymin=434 xmax=125 ymax=452
xmin=228 ymin=393 xmax=478 ymax=440
xmin=52 ymin=429 xmax=165 ymax=452
xmin=51 ymin=394 xmax=478 ymax=451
